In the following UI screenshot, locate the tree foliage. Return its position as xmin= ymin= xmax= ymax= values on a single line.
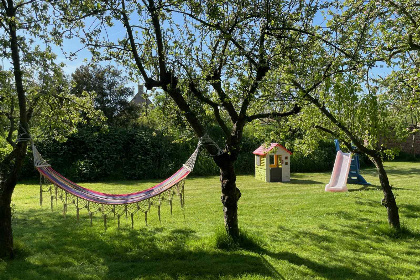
xmin=70 ymin=64 xmax=140 ymax=126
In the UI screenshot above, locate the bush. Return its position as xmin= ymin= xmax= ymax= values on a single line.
xmin=23 ymin=126 xmax=194 ymax=181
xmin=21 ymin=129 xmax=345 ymax=182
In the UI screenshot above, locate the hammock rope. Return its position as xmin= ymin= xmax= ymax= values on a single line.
xmin=32 ymin=138 xmax=203 ymax=228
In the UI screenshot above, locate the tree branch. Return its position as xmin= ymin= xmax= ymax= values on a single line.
xmin=384 ymin=0 xmax=417 ymax=27
xmin=14 ymin=0 xmax=36 ymax=11
xmin=314 ymin=125 xmax=356 ymax=152
xmin=189 ymin=82 xmax=230 ymax=137
xmin=6 ymin=99 xmax=16 ymax=148
xmin=292 ymin=79 xmax=376 ymax=157
xmin=266 ymin=27 xmax=354 ymax=59
xmin=119 ymin=0 xmax=159 ymax=89
xmin=209 ymin=77 xmax=239 ymax=123
xmin=408 ymin=34 xmax=420 ymax=51
xmin=247 ymin=104 xmax=301 ymax=122
xmin=170 ymin=8 xmax=259 ymax=66
xmin=239 ymin=24 xmax=269 ymax=120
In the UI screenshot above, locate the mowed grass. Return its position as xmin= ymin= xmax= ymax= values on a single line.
xmin=1 ymin=161 xmax=420 ymax=280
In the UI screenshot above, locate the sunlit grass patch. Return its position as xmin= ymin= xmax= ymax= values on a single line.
xmin=3 ymin=161 xmax=420 ymax=279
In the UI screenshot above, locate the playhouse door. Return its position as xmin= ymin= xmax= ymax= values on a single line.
xmin=270 ymin=168 xmax=282 ymax=182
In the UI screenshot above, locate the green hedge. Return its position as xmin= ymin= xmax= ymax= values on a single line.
xmin=21 ymin=127 xmax=342 ymax=182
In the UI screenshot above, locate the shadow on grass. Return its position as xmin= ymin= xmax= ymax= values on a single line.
xmin=288 ymin=173 xmax=326 ymax=185
xmin=399 ymin=204 xmax=420 ymax=219
xmin=288 ymin=179 xmax=324 ymax=185
xmin=264 ymin=207 xmax=420 ymax=280
xmin=380 ymin=166 xmax=420 ymax=176
xmin=348 ymin=183 xmax=408 ymax=192
xmin=6 ymin=209 xmax=281 ymax=280
xmin=348 ymin=184 xmax=381 ymax=192
xmin=267 ymin=251 xmax=389 ymax=280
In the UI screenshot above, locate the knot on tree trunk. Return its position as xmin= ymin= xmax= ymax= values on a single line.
xmin=220 ymin=187 xmax=241 ymax=206
xmin=381 ymin=198 xmax=387 ymax=207
xmin=381 ymin=191 xmax=396 ymax=208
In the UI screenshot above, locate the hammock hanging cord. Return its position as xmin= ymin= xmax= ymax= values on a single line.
xmin=32 ymin=139 xmax=202 ymax=205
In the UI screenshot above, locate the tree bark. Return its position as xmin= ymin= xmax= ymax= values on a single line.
xmin=0 ymin=0 xmax=30 ymax=259
xmin=214 ymin=152 xmax=241 ymax=239
xmin=0 ymin=183 xmax=14 ymax=259
xmin=0 ymin=141 xmax=28 ymax=259
xmin=371 ymin=156 xmax=400 ymax=229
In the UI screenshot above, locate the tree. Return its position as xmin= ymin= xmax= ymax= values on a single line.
xmin=70 ymin=64 xmax=141 ymax=126
xmin=373 ymin=0 xmax=420 ymax=157
xmin=0 ymin=0 xmax=99 ymax=258
xmin=54 ymin=0 xmax=332 ymax=239
xmin=262 ymin=0 xmax=420 ymax=229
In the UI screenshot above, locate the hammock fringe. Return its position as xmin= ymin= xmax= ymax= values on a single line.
xmin=34 ymin=139 xmax=201 ymax=229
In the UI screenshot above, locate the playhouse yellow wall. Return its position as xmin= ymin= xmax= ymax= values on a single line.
xmin=255 ymin=156 xmax=267 ymax=182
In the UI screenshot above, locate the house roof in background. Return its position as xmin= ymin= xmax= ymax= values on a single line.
xmin=131 ymin=84 xmax=153 ymax=105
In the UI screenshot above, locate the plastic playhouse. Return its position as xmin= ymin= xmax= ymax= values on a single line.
xmin=253 ymin=143 xmax=292 ymax=182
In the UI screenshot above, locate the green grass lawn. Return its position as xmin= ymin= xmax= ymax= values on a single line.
xmin=1 ymin=161 xmax=420 ymax=280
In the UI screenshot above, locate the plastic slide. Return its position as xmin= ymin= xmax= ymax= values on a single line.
xmin=325 ymin=151 xmax=352 ymax=192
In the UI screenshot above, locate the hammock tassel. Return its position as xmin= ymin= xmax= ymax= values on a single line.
xmin=158 ymin=205 xmax=161 ymax=223
xmin=89 ymin=212 xmax=93 ymax=226
xmin=40 ymin=175 xmax=43 ymax=206
xmin=76 ymin=198 xmax=79 ymax=223
xmin=50 ymin=195 xmax=54 ymax=211
xmin=104 ymin=215 xmax=107 ymax=231
xmin=145 ymin=211 xmax=148 ymax=226
xmin=178 ymin=186 xmax=184 ymax=208
xmin=169 ymin=199 xmax=173 ymax=215
xmin=117 ymin=215 xmax=121 ymax=229
xmin=131 ymin=213 xmax=134 ymax=229
xmin=63 ymin=203 xmax=67 ymax=218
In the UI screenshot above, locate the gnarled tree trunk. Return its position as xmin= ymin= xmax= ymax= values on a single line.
xmin=0 ymin=185 xmax=14 ymax=259
xmin=0 ymin=0 xmax=30 ymax=259
xmin=214 ymin=152 xmax=241 ymax=239
xmin=371 ymin=156 xmax=400 ymax=229
xmin=0 ymin=142 xmax=28 ymax=259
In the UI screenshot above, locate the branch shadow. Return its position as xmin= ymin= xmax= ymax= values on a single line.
xmin=348 ymin=184 xmax=381 ymax=192
xmin=288 ymin=179 xmax=324 ymax=185
xmin=5 ymin=208 xmax=282 ymax=280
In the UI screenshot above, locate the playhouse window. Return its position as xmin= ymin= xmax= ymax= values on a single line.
xmin=269 ymin=155 xmax=280 ymax=168
xmin=256 ymin=156 xmax=261 ymax=166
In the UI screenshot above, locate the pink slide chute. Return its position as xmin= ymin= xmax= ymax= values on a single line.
xmin=325 ymin=151 xmax=352 ymax=192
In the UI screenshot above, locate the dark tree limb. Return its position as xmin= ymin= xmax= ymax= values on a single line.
xmin=119 ymin=0 xmax=159 ymax=89
xmin=188 ymin=82 xmax=230 ymax=138
xmin=247 ymin=104 xmax=301 ymax=122
xmin=314 ymin=125 xmax=357 ymax=153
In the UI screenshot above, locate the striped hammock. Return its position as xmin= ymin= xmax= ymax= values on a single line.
xmin=32 ymin=141 xmax=201 ymax=228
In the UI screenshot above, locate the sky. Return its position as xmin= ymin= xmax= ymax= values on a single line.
xmin=0 ymin=3 xmax=395 ymax=98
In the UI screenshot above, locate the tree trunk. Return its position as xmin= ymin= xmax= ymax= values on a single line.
xmin=371 ymin=156 xmax=400 ymax=229
xmin=0 ymin=183 xmax=14 ymax=259
xmin=0 ymin=0 xmax=32 ymax=259
xmin=0 ymin=142 xmax=28 ymax=259
xmin=214 ymin=152 xmax=241 ymax=239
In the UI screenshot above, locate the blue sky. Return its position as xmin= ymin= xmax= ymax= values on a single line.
xmin=0 ymin=5 xmax=395 ymax=98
